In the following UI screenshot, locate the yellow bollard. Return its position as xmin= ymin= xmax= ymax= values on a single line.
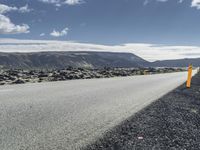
xmin=186 ymin=64 xmax=193 ymax=88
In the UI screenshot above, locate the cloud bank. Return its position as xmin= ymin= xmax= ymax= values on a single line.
xmin=0 ymin=39 xmax=200 ymax=62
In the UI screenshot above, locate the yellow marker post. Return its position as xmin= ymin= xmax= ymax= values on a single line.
xmin=186 ymin=64 xmax=193 ymax=88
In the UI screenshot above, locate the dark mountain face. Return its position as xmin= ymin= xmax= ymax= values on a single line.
xmin=0 ymin=51 xmax=149 ymax=69
xmin=0 ymin=51 xmax=199 ymax=69
xmin=151 ymin=58 xmax=200 ymax=67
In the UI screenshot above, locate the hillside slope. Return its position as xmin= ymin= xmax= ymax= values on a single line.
xmin=152 ymin=58 xmax=200 ymax=67
xmin=0 ymin=51 xmax=199 ymax=69
xmin=0 ymin=51 xmax=149 ymax=69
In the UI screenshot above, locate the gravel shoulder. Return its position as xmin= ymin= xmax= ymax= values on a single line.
xmin=85 ymin=72 xmax=200 ymax=150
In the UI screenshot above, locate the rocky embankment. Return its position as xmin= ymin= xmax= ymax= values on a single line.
xmin=0 ymin=67 xmax=185 ymax=86
xmin=85 ymin=72 xmax=200 ymax=150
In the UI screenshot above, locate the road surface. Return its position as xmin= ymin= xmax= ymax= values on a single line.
xmin=0 ymin=72 xmax=192 ymax=150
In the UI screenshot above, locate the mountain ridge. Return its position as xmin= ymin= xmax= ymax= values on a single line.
xmin=0 ymin=51 xmax=149 ymax=69
xmin=152 ymin=58 xmax=200 ymax=67
xmin=0 ymin=51 xmax=199 ymax=69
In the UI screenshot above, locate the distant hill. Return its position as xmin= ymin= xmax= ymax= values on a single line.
xmin=151 ymin=58 xmax=200 ymax=67
xmin=0 ymin=51 xmax=149 ymax=69
xmin=0 ymin=51 xmax=199 ymax=69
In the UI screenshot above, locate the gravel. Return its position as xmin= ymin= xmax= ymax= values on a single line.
xmin=85 ymin=72 xmax=200 ymax=150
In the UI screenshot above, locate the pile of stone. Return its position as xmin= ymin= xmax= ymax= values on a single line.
xmin=0 ymin=67 xmax=185 ymax=86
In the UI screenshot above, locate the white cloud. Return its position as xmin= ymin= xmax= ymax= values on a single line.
xmin=0 ymin=4 xmax=31 ymax=14
xmin=0 ymin=38 xmax=200 ymax=61
xmin=39 ymin=0 xmax=60 ymax=6
xmin=143 ymin=0 xmax=169 ymax=5
xmin=143 ymin=0 xmax=149 ymax=6
xmin=40 ymin=33 xmax=45 ymax=36
xmin=156 ymin=0 xmax=168 ymax=2
xmin=0 ymin=3 xmax=30 ymax=34
xmin=191 ymin=0 xmax=200 ymax=9
xmin=39 ymin=0 xmax=84 ymax=6
xmin=155 ymin=0 xmax=200 ymax=10
xmin=64 ymin=0 xmax=84 ymax=5
xmin=144 ymin=0 xmax=200 ymax=10
xmin=178 ymin=0 xmax=184 ymax=3
xmin=0 ymin=15 xmax=29 ymax=34
xmin=18 ymin=5 xmax=32 ymax=13
xmin=0 ymin=4 xmax=17 ymax=14
xmin=50 ymin=27 xmax=69 ymax=37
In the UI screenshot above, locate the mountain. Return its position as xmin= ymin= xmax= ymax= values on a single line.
xmin=1 ymin=51 xmax=199 ymax=69
xmin=152 ymin=58 xmax=200 ymax=67
xmin=0 ymin=51 xmax=149 ymax=69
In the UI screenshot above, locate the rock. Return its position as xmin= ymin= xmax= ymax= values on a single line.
xmin=0 ymin=76 xmax=5 ymax=81
xmin=0 ymin=82 xmax=5 ymax=85
xmin=12 ymin=79 xmax=25 ymax=84
xmin=8 ymin=76 xmax=16 ymax=81
xmin=0 ymin=67 xmax=186 ymax=86
xmin=38 ymin=73 xmax=49 ymax=78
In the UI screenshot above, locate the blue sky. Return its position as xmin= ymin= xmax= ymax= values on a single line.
xmin=0 ymin=0 xmax=200 ymax=61
xmin=0 ymin=0 xmax=200 ymax=45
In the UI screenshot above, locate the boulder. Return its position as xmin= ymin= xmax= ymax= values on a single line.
xmin=12 ymin=79 xmax=25 ymax=84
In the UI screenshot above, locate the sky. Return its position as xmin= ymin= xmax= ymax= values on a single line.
xmin=0 ymin=0 xmax=200 ymax=61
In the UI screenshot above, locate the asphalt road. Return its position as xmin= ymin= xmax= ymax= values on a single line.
xmin=0 ymin=72 xmax=192 ymax=150
xmin=86 ymin=72 xmax=200 ymax=150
